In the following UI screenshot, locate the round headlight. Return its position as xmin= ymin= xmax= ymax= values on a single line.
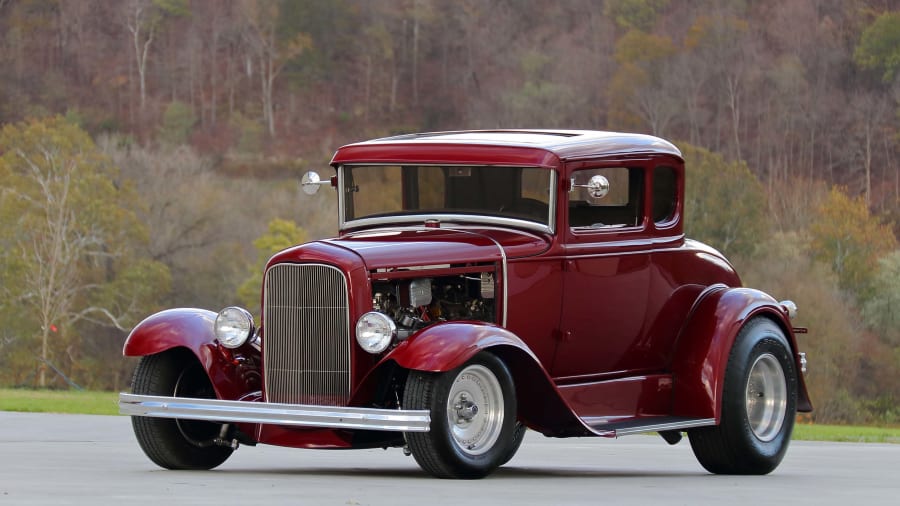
xmin=355 ymin=311 xmax=396 ymax=354
xmin=780 ymin=300 xmax=798 ymax=320
xmin=215 ymin=307 xmax=255 ymax=349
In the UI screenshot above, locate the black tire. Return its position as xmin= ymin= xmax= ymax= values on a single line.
xmin=130 ymin=350 xmax=233 ymax=470
xmin=499 ymin=422 xmax=527 ymax=466
xmin=403 ymin=352 xmax=519 ymax=479
xmin=688 ymin=317 xmax=798 ymax=475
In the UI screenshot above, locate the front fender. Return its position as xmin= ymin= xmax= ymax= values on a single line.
xmin=365 ymin=322 xmax=591 ymax=437
xmin=386 ymin=321 xmax=537 ymax=373
xmin=123 ymin=308 xmax=256 ymax=401
xmin=124 ymin=308 xmax=218 ymax=357
xmin=671 ymin=286 xmax=812 ymax=420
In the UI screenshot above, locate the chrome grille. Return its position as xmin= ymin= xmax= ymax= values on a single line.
xmin=263 ymin=263 xmax=351 ymax=406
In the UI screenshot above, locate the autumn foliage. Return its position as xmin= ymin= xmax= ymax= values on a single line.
xmin=0 ymin=0 xmax=899 ymax=423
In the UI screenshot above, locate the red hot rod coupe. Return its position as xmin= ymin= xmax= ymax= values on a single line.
xmin=120 ymin=130 xmax=811 ymax=478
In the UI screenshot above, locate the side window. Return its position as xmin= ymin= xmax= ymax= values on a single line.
xmin=569 ymin=167 xmax=644 ymax=229
xmin=652 ymin=166 xmax=677 ymax=225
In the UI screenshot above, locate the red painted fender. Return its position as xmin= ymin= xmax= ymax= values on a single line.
xmin=123 ymin=308 xmax=255 ymax=401
xmin=670 ymin=286 xmax=813 ymax=420
xmin=385 ymin=321 xmax=536 ymax=373
xmin=368 ymin=322 xmax=591 ymax=437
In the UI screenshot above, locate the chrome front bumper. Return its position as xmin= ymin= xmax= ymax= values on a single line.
xmin=119 ymin=393 xmax=431 ymax=432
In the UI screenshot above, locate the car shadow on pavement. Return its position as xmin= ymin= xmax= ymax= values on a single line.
xmin=202 ymin=465 xmax=705 ymax=480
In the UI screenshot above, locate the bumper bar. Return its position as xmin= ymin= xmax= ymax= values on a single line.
xmin=119 ymin=393 xmax=431 ymax=432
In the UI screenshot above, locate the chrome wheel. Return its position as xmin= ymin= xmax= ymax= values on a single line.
xmin=745 ymin=353 xmax=787 ymax=442
xmin=446 ymin=364 xmax=504 ymax=456
xmin=403 ymin=352 xmax=518 ymax=478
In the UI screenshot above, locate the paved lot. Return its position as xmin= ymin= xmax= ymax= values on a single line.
xmin=1 ymin=411 xmax=897 ymax=505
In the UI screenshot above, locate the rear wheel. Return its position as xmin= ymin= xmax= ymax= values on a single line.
xmin=404 ymin=352 xmax=519 ymax=479
xmin=130 ymin=350 xmax=233 ymax=470
xmin=688 ymin=317 xmax=797 ymax=474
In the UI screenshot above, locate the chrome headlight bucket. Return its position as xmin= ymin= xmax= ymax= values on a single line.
xmin=215 ymin=306 xmax=255 ymax=349
xmin=355 ymin=311 xmax=397 ymax=354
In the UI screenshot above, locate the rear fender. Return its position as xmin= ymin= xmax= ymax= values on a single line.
xmin=365 ymin=322 xmax=590 ymax=437
xmin=671 ymin=286 xmax=812 ymax=420
xmin=123 ymin=308 xmax=256 ymax=401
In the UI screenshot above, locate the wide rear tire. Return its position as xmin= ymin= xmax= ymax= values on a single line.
xmin=688 ymin=317 xmax=798 ymax=474
xmin=403 ymin=352 xmax=519 ymax=479
xmin=130 ymin=350 xmax=233 ymax=470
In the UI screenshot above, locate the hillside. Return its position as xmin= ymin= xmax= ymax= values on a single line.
xmin=0 ymin=0 xmax=898 ymax=424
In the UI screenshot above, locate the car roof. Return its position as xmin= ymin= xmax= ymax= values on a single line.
xmin=333 ymin=130 xmax=683 ymax=163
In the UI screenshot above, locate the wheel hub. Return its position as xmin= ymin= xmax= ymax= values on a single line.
xmin=454 ymin=393 xmax=479 ymax=423
xmin=446 ymin=364 xmax=504 ymax=456
xmin=745 ymin=353 xmax=788 ymax=442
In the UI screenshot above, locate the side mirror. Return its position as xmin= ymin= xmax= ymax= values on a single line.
xmin=301 ymin=171 xmax=331 ymax=195
xmin=571 ymin=175 xmax=610 ymax=199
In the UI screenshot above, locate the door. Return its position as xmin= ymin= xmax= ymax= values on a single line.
xmin=552 ymin=165 xmax=653 ymax=379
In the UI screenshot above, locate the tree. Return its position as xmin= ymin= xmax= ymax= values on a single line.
xmin=239 ymin=0 xmax=312 ymax=137
xmin=860 ymin=252 xmax=900 ymax=414
xmin=684 ymin=11 xmax=757 ymax=160
xmin=237 ymin=218 xmax=308 ymax=312
xmin=159 ymin=100 xmax=196 ymax=145
xmin=604 ymin=0 xmax=669 ymax=31
xmin=810 ymin=187 xmax=898 ymax=299
xmin=740 ymin=232 xmax=864 ymax=423
xmin=854 ymin=11 xmax=900 ymax=83
xmin=501 ymin=51 xmax=584 ymax=128
xmin=608 ymin=29 xmax=679 ymax=135
xmin=863 ymin=251 xmax=900 ymax=344
xmin=681 ymin=143 xmax=767 ymax=258
xmin=0 ymin=117 xmax=170 ymax=387
xmin=122 ymin=0 xmax=189 ymax=115
xmin=99 ymin=138 xmax=257 ymax=311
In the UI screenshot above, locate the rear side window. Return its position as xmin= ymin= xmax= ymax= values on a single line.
xmin=569 ymin=167 xmax=644 ymax=229
xmin=652 ymin=166 xmax=677 ymax=225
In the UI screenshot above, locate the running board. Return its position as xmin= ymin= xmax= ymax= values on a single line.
xmin=583 ymin=416 xmax=716 ymax=437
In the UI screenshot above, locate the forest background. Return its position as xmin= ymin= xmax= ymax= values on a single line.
xmin=1 ymin=0 xmax=899 ymax=425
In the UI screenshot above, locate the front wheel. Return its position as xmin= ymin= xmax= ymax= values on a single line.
xmin=688 ymin=317 xmax=798 ymax=474
xmin=130 ymin=349 xmax=233 ymax=470
xmin=403 ymin=352 xmax=519 ymax=479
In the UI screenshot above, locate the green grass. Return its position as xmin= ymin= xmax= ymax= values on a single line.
xmin=0 ymin=388 xmax=119 ymax=416
xmin=792 ymin=423 xmax=900 ymax=444
xmin=1 ymin=388 xmax=898 ymax=443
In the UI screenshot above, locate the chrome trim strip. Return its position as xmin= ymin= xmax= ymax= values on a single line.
xmin=119 ymin=393 xmax=431 ymax=432
xmin=343 ymin=214 xmax=553 ymax=235
xmin=548 ymin=170 xmax=558 ymax=234
xmin=613 ymin=418 xmax=716 ymax=436
xmin=479 ymin=234 xmax=508 ymax=327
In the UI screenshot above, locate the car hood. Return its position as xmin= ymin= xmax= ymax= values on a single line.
xmin=321 ymin=226 xmax=551 ymax=270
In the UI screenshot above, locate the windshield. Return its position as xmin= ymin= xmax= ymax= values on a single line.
xmin=340 ymin=165 xmax=555 ymax=230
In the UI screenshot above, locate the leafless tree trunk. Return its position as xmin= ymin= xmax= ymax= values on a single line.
xmin=412 ymin=0 xmax=421 ymax=107
xmin=726 ymin=72 xmax=742 ymax=161
xmin=852 ymin=94 xmax=886 ymax=208
xmin=124 ymin=0 xmax=156 ymax=114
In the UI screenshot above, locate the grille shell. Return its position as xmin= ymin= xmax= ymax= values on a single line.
xmin=263 ymin=263 xmax=351 ymax=406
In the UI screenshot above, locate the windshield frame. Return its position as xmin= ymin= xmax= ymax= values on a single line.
xmin=337 ymin=164 xmax=557 ymax=235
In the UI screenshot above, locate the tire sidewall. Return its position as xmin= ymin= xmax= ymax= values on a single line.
xmin=722 ymin=318 xmax=798 ymax=467
xmin=131 ymin=350 xmax=232 ymax=470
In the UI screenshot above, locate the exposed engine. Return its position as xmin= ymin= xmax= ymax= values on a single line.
xmin=370 ymin=272 xmax=496 ymax=339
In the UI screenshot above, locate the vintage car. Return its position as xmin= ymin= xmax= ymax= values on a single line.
xmin=120 ymin=130 xmax=812 ymax=479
